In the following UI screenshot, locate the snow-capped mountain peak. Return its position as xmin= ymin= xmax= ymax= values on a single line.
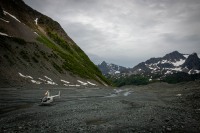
xmin=97 ymin=61 xmax=127 ymax=75
xmin=97 ymin=51 xmax=200 ymax=80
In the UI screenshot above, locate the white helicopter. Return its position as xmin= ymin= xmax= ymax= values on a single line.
xmin=41 ymin=90 xmax=60 ymax=105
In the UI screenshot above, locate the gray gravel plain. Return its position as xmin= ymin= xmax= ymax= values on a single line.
xmin=1 ymin=81 xmax=200 ymax=133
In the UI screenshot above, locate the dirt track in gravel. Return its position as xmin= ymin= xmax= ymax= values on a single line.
xmin=0 ymin=81 xmax=200 ymax=133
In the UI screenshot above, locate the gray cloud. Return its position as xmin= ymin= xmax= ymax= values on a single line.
xmin=24 ymin=0 xmax=200 ymax=67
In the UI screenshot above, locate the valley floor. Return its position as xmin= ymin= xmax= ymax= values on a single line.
xmin=0 ymin=81 xmax=200 ymax=133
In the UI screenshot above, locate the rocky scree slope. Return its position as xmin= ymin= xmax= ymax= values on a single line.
xmin=0 ymin=0 xmax=110 ymax=87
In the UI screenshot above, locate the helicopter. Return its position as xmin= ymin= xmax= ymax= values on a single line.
xmin=40 ymin=90 xmax=60 ymax=105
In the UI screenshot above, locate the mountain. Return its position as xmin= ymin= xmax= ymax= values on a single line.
xmin=182 ymin=53 xmax=200 ymax=70
xmin=97 ymin=61 xmax=127 ymax=75
xmin=0 ymin=0 xmax=110 ymax=87
xmin=130 ymin=51 xmax=200 ymax=76
xmin=98 ymin=51 xmax=200 ymax=86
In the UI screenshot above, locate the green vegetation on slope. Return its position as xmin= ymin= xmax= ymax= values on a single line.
xmin=163 ymin=72 xmax=200 ymax=84
xmin=36 ymin=33 xmax=110 ymax=85
xmin=0 ymin=0 xmax=111 ymax=85
xmin=107 ymin=72 xmax=200 ymax=87
xmin=109 ymin=75 xmax=149 ymax=87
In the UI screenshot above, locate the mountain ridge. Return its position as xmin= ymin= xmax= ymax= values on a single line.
xmin=97 ymin=51 xmax=200 ymax=86
xmin=0 ymin=0 xmax=110 ymax=87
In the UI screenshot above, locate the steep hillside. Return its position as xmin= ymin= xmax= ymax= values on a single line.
xmin=0 ymin=0 xmax=110 ymax=87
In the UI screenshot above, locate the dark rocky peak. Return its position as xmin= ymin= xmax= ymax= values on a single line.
xmin=132 ymin=62 xmax=150 ymax=72
xmin=0 ymin=0 xmax=40 ymax=27
xmin=145 ymin=57 xmax=161 ymax=64
xmin=191 ymin=53 xmax=199 ymax=57
xmin=97 ymin=61 xmax=127 ymax=75
xmin=182 ymin=53 xmax=200 ymax=70
xmin=100 ymin=61 xmax=108 ymax=66
xmin=0 ymin=0 xmax=70 ymax=42
xmin=163 ymin=51 xmax=185 ymax=61
xmin=97 ymin=61 xmax=110 ymax=75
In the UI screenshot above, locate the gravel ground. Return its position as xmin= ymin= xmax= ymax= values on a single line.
xmin=0 ymin=81 xmax=200 ymax=133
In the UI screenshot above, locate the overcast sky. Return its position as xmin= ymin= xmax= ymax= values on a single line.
xmin=24 ymin=0 xmax=200 ymax=67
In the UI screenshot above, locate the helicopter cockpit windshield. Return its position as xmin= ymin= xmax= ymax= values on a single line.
xmin=42 ymin=97 xmax=48 ymax=102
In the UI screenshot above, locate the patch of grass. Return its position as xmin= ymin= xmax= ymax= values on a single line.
xmin=36 ymin=34 xmax=60 ymax=52
xmin=110 ymin=75 xmax=149 ymax=87
xmin=163 ymin=72 xmax=200 ymax=84
xmin=52 ymin=52 xmax=58 ymax=58
xmin=37 ymin=32 xmax=111 ymax=85
xmin=47 ymin=31 xmax=72 ymax=52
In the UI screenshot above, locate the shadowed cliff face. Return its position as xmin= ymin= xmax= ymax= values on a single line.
xmin=0 ymin=0 xmax=110 ymax=87
xmin=182 ymin=53 xmax=200 ymax=70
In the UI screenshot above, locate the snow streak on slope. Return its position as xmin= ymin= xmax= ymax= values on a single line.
xmin=172 ymin=59 xmax=185 ymax=66
xmin=3 ymin=11 xmax=21 ymax=23
xmin=0 ymin=32 xmax=9 ymax=36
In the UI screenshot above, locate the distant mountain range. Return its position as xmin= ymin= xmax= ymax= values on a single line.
xmin=97 ymin=51 xmax=200 ymax=85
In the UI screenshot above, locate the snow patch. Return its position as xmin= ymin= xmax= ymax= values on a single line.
xmin=34 ymin=32 xmax=39 ymax=36
xmin=18 ymin=73 xmax=33 ymax=79
xmin=77 ymin=80 xmax=88 ymax=85
xmin=171 ymin=67 xmax=182 ymax=71
xmin=61 ymin=79 xmax=70 ymax=84
xmin=188 ymin=70 xmax=192 ymax=74
xmin=0 ymin=32 xmax=8 ymax=36
xmin=172 ymin=59 xmax=185 ymax=67
xmin=39 ymin=77 xmax=57 ymax=85
xmin=38 ymin=78 xmax=47 ymax=82
xmin=44 ymin=76 xmax=52 ymax=81
xmin=63 ymin=84 xmax=69 ymax=86
xmin=0 ymin=18 xmax=9 ymax=23
xmin=149 ymin=66 xmax=154 ymax=70
xmin=161 ymin=60 xmax=167 ymax=64
xmin=115 ymin=71 xmax=120 ymax=74
xmin=3 ymin=11 xmax=21 ymax=23
xmin=188 ymin=69 xmax=200 ymax=74
xmin=195 ymin=70 xmax=200 ymax=74
xmin=87 ymin=81 xmax=96 ymax=86
xmin=46 ymin=80 xmax=57 ymax=85
xmin=114 ymin=89 xmax=123 ymax=93
xmin=183 ymin=54 xmax=189 ymax=58
xmin=31 ymin=80 xmax=41 ymax=84
xmin=103 ymin=83 xmax=108 ymax=87
xmin=123 ymin=91 xmax=132 ymax=96
xmin=34 ymin=18 xmax=38 ymax=25
xmin=69 ymin=84 xmax=80 ymax=87
xmin=165 ymin=70 xmax=173 ymax=75
xmin=176 ymin=94 xmax=182 ymax=97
